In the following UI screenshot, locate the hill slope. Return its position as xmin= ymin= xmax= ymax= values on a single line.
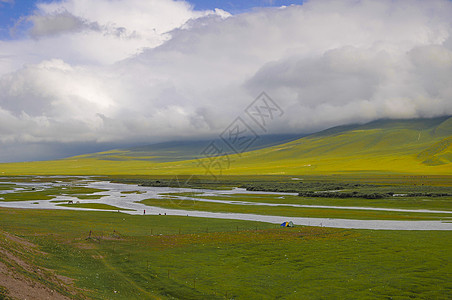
xmin=0 ymin=116 xmax=451 ymax=175
xmin=73 ymin=134 xmax=303 ymax=162
xmin=223 ymin=116 xmax=452 ymax=175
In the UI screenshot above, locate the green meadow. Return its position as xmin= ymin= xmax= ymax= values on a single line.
xmin=0 ymin=117 xmax=451 ymax=176
xmin=0 ymin=207 xmax=451 ymax=299
xmin=57 ymin=203 xmax=133 ymax=211
xmin=0 ymin=117 xmax=451 ymax=299
xmin=139 ymin=198 xmax=452 ymax=221
xmin=192 ymin=193 xmax=452 ymax=211
xmin=0 ymin=186 xmax=106 ymax=202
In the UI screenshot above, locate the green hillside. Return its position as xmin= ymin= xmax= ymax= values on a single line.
xmin=1 ymin=116 xmax=451 ymax=175
xmin=223 ymin=116 xmax=452 ymax=175
xmin=72 ymin=134 xmax=302 ymax=162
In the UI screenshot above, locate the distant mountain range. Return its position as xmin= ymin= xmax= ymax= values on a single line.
xmin=222 ymin=116 xmax=452 ymax=175
xmin=74 ymin=134 xmax=304 ymax=162
xmin=1 ymin=116 xmax=451 ymax=175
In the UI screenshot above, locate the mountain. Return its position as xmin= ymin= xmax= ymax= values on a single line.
xmin=73 ymin=134 xmax=303 ymax=162
xmin=0 ymin=116 xmax=451 ymax=175
xmin=222 ymin=116 xmax=452 ymax=175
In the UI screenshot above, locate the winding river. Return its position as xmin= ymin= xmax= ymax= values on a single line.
xmin=0 ymin=178 xmax=451 ymax=231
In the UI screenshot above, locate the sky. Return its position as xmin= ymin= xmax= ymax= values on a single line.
xmin=0 ymin=0 xmax=451 ymax=162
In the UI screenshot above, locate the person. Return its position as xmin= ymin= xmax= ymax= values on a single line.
xmin=143 ymin=209 xmax=146 ymax=215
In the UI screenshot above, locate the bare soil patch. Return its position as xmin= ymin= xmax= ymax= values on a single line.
xmin=0 ymin=231 xmax=85 ymax=299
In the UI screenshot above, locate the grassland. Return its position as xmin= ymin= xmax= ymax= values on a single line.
xmin=57 ymin=203 xmax=133 ymax=211
xmin=191 ymin=193 xmax=452 ymax=211
xmin=0 ymin=207 xmax=451 ymax=299
xmin=2 ymin=174 xmax=450 ymax=220
xmin=0 ymin=186 xmax=106 ymax=202
xmin=0 ymin=184 xmax=15 ymax=190
xmin=0 ymin=116 xmax=450 ymax=299
xmin=116 ymin=174 xmax=452 ymax=220
xmin=140 ymin=198 xmax=451 ymax=221
xmin=0 ymin=117 xmax=450 ymax=176
xmin=0 ymin=174 xmax=450 ymax=298
xmin=109 ymin=173 xmax=452 ymax=192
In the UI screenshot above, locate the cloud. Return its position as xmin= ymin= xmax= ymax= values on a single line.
xmin=1 ymin=0 xmax=228 ymax=72
xmin=245 ymin=44 xmax=452 ymax=130
xmin=27 ymin=11 xmax=101 ymax=38
xmin=0 ymin=0 xmax=452 ymax=162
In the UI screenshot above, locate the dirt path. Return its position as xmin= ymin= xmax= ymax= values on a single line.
xmin=0 ymin=230 xmax=84 ymax=300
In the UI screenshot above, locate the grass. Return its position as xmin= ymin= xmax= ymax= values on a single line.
xmin=0 ymin=184 xmax=15 ymax=191
xmin=0 ymin=286 xmax=12 ymax=300
xmin=0 ymin=207 xmax=450 ymax=299
xmin=57 ymin=203 xmax=134 ymax=211
xmin=108 ymin=174 xmax=452 ymax=192
xmin=0 ymin=186 xmax=106 ymax=202
xmin=140 ymin=198 xmax=451 ymax=221
xmin=0 ymin=175 xmax=450 ymax=298
xmin=191 ymin=193 xmax=452 ymax=211
xmin=1 ymin=175 xmax=450 ymax=219
xmin=0 ymin=117 xmax=450 ymax=176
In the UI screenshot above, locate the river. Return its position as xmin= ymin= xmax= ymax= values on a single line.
xmin=0 ymin=178 xmax=451 ymax=231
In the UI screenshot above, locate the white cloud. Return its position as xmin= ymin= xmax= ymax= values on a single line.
xmin=0 ymin=0 xmax=228 ymax=72
xmin=0 ymin=0 xmax=452 ymax=162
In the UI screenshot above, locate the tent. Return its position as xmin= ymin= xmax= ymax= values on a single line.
xmin=280 ymin=221 xmax=294 ymax=227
